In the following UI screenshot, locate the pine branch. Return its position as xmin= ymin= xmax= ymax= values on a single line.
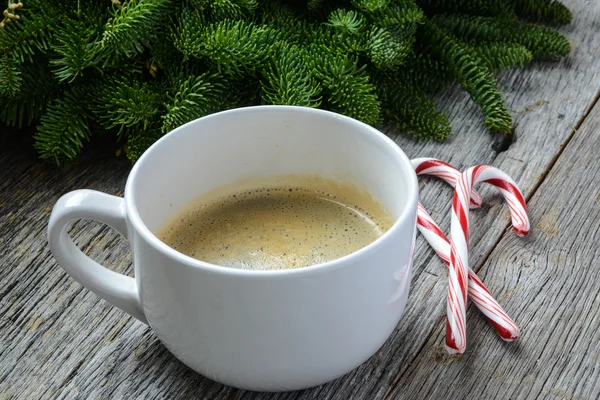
xmin=422 ymin=21 xmax=512 ymax=134
xmin=319 ymin=10 xmax=365 ymax=54
xmin=359 ymin=1 xmax=424 ymax=69
xmin=507 ymin=0 xmax=572 ymax=24
xmin=172 ymin=8 xmax=204 ymax=57
xmin=307 ymin=45 xmax=381 ymax=125
xmin=161 ymin=71 xmax=227 ymax=132
xmin=0 ymin=0 xmax=575 ymax=165
xmin=126 ymin=122 xmax=163 ymax=162
xmin=470 ymin=43 xmax=533 ymax=70
xmin=0 ymin=5 xmax=56 ymax=62
xmin=0 ymin=57 xmax=58 ymax=127
xmin=101 ymin=0 xmax=170 ymax=58
xmin=327 ymin=9 xmax=365 ymax=34
xmin=255 ymin=0 xmax=297 ymax=28
xmin=375 ymin=72 xmax=451 ymax=140
xmin=261 ymin=43 xmax=321 ymax=107
xmin=432 ymin=14 xmax=571 ymax=60
xmin=48 ymin=12 xmax=105 ymax=82
xmin=191 ymin=0 xmax=258 ymax=21
xmin=33 ymin=88 xmax=90 ymax=166
xmin=145 ymin=14 xmax=183 ymax=74
xmin=367 ymin=24 xmax=416 ymax=69
xmin=196 ymin=20 xmax=270 ymax=72
xmin=516 ymin=23 xmax=571 ymax=59
xmin=298 ymin=20 xmax=364 ymax=54
xmin=415 ymin=0 xmax=516 ymax=19
xmin=365 ymin=0 xmax=424 ymax=27
xmin=175 ymin=13 xmax=283 ymax=74
xmin=0 ymin=53 xmax=21 ymax=96
xmin=396 ymin=50 xmax=454 ymax=92
xmin=352 ymin=0 xmax=390 ymax=13
xmin=92 ymin=75 xmax=162 ymax=134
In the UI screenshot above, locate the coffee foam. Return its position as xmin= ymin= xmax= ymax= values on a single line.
xmin=157 ymin=176 xmax=395 ymax=270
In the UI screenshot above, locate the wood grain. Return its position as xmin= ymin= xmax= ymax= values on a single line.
xmin=386 ymin=82 xmax=600 ymax=400
xmin=0 ymin=0 xmax=599 ymax=398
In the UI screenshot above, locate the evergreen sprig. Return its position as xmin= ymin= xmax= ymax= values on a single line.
xmin=0 ymin=5 xmax=56 ymax=62
xmin=33 ymin=88 xmax=90 ymax=166
xmin=162 ymin=71 xmax=226 ymax=132
xmin=48 ymin=12 xmax=105 ymax=82
xmin=470 ymin=43 xmax=533 ymax=70
xmin=101 ymin=0 xmax=170 ymax=58
xmin=375 ymin=71 xmax=451 ymax=140
xmin=93 ymin=75 xmax=162 ymax=134
xmin=0 ymin=0 xmax=573 ymax=165
xmin=422 ymin=21 xmax=512 ymax=133
xmin=126 ymin=123 xmax=163 ymax=162
xmin=367 ymin=24 xmax=415 ymax=69
xmin=433 ymin=14 xmax=571 ymax=59
xmin=416 ymin=0 xmax=516 ymax=19
xmin=308 ymin=45 xmax=381 ymax=125
xmin=367 ymin=0 xmax=424 ymax=27
xmin=176 ymin=15 xmax=282 ymax=74
xmin=397 ymin=51 xmax=454 ymax=92
xmin=197 ymin=19 xmax=281 ymax=73
xmin=0 ymin=58 xmax=57 ymax=127
xmin=509 ymin=0 xmax=572 ymax=24
xmin=0 ymin=53 xmax=21 ymax=96
xmin=327 ymin=9 xmax=365 ymax=34
xmin=192 ymin=0 xmax=258 ymax=20
xmin=261 ymin=43 xmax=322 ymax=107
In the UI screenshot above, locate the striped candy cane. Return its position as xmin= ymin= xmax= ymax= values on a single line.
xmin=411 ymin=159 xmax=520 ymax=342
xmin=417 ymin=205 xmax=520 ymax=341
xmin=412 ymin=158 xmax=482 ymax=209
xmin=447 ymin=166 xmax=529 ymax=354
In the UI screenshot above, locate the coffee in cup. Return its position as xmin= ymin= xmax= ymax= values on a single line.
xmin=157 ymin=175 xmax=395 ymax=270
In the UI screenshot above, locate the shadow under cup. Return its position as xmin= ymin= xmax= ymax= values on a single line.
xmin=126 ymin=106 xmax=418 ymax=391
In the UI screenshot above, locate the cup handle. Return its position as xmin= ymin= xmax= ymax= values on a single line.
xmin=48 ymin=189 xmax=148 ymax=324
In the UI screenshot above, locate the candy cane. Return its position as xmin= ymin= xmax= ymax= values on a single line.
xmin=411 ymin=159 xmax=520 ymax=342
xmin=417 ymin=204 xmax=520 ymax=341
xmin=447 ymin=165 xmax=529 ymax=354
xmin=412 ymin=158 xmax=482 ymax=209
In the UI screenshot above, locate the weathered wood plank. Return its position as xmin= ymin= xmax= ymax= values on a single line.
xmin=0 ymin=148 xmax=139 ymax=399
xmin=0 ymin=0 xmax=599 ymax=398
xmin=386 ymin=84 xmax=600 ymax=400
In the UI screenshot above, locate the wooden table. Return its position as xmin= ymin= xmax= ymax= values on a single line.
xmin=2 ymin=1 xmax=600 ymax=398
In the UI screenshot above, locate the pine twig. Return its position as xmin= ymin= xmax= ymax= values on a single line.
xmin=422 ymin=21 xmax=513 ymax=134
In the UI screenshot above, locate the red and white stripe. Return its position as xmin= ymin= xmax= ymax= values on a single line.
xmin=416 ymin=205 xmax=520 ymax=342
xmin=447 ymin=165 xmax=529 ymax=354
xmin=411 ymin=159 xmax=521 ymax=343
xmin=412 ymin=158 xmax=482 ymax=209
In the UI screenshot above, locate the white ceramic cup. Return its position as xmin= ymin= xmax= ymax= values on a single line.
xmin=48 ymin=106 xmax=418 ymax=392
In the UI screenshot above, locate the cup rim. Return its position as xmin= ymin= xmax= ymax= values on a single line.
xmin=124 ymin=105 xmax=418 ymax=276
